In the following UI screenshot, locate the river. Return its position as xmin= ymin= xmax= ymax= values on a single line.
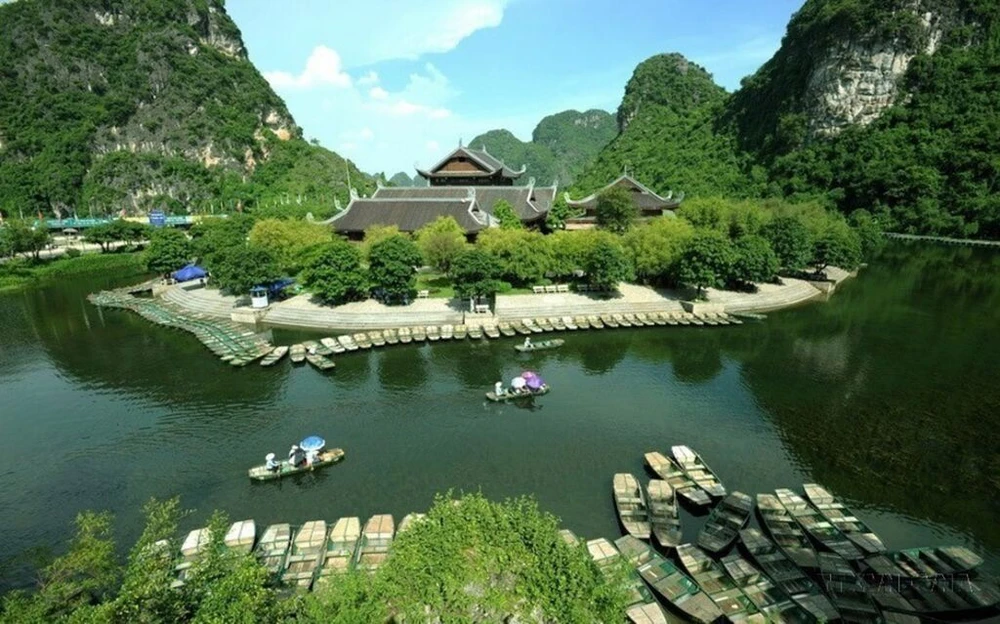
xmin=1 ymin=242 xmax=998 ymax=592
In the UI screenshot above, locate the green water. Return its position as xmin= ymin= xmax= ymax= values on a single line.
xmin=1 ymin=242 xmax=998 ymax=591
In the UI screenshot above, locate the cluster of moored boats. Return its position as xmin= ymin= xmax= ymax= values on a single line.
xmin=586 ymin=444 xmax=999 ymax=624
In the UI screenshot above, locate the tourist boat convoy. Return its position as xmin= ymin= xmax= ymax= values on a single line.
xmin=217 ymin=441 xmax=1000 ymax=621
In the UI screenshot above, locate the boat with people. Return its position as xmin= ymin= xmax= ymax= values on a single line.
xmin=248 ymin=436 xmax=344 ymax=481
xmin=514 ymin=338 xmax=565 ymax=352
xmin=646 ymin=479 xmax=682 ymax=549
xmin=644 ymin=451 xmax=712 ymax=507
xmin=613 ymin=473 xmax=652 ymax=540
xmin=739 ymin=528 xmax=840 ymax=623
xmin=696 ymin=491 xmax=753 ymax=554
xmin=802 ymin=483 xmax=886 ymax=554
xmin=486 ymin=371 xmax=549 ymax=401
xmin=755 ymin=493 xmax=819 ymax=570
xmin=671 ymin=445 xmax=726 ymax=499
xmin=289 ymin=343 xmax=306 ymax=363
xmin=281 ymin=520 xmax=328 ymax=589
xmin=260 ymin=345 xmax=289 ymax=367
xmin=775 ymin=488 xmax=863 ymax=561
xmin=676 ymin=543 xmax=763 ymax=622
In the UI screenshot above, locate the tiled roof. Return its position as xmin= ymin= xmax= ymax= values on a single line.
xmin=373 ymin=185 xmax=556 ymax=221
xmin=330 ymin=198 xmax=490 ymax=234
xmin=416 ymin=145 xmax=526 ymax=180
xmin=567 ymin=174 xmax=681 ymax=210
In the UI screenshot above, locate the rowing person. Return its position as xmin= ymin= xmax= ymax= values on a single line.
xmin=494 ymin=380 xmax=504 ymax=397
xmin=523 ymin=336 xmax=532 ymax=349
xmin=288 ymin=444 xmax=305 ymax=467
xmin=265 ymin=452 xmax=280 ymax=472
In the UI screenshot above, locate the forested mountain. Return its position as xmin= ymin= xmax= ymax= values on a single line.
xmin=578 ymin=0 xmax=1000 ymax=237
xmin=469 ymin=109 xmax=615 ymax=187
xmin=0 ymin=0 xmax=370 ymax=219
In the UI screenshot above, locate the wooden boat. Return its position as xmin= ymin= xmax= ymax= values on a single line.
xmin=468 ymin=325 xmax=483 ymax=339
xmin=646 ymin=479 xmax=682 ymax=549
xmin=574 ymin=315 xmax=590 ymax=329
xmin=411 ymin=326 xmax=427 ymax=341
xmin=320 ymin=337 xmax=346 ymax=354
xmin=863 ymin=546 xmax=985 ymax=580
xmin=756 ymin=493 xmax=819 ymax=570
xmin=775 ymin=488 xmax=863 ymax=561
xmin=613 ymin=473 xmax=651 ymax=539
xmin=536 ymin=317 xmax=554 ymax=331
xmin=302 ymin=340 xmax=321 ymax=355
xmin=676 ymin=313 xmax=693 ymax=326
xmin=397 ymin=327 xmax=412 ymax=344
xmin=172 ymin=527 xmax=211 ymax=587
xmin=281 ymin=520 xmax=327 ymax=588
xmin=697 ymin=491 xmax=753 ymax=554
xmin=601 ymin=314 xmax=619 ymax=328
xmin=671 ymin=446 xmax=726 ymax=498
xmin=353 ymin=332 xmax=372 ymax=349
xmin=802 ymin=483 xmax=885 ymax=554
xmin=588 ymin=315 xmax=604 ymax=329
xmin=688 ymin=313 xmax=705 ymax=326
xmin=697 ymin=314 xmax=718 ymax=326
xmin=612 ymin=313 xmax=630 ymax=327
xmin=315 ymin=517 xmax=360 ymax=584
xmin=562 ymin=316 xmax=578 ymax=330
xmin=634 ymin=313 xmax=655 ymax=326
xmin=248 ymin=448 xmax=345 ymax=481
xmin=644 ymin=451 xmax=712 ymax=507
xmin=398 ymin=513 xmax=426 ymax=534
xmin=739 ymin=528 xmax=840 ymax=623
xmin=550 ymin=317 xmax=566 ymax=330
xmin=337 ymin=335 xmax=359 ymax=351
xmin=627 ymin=602 xmax=673 ymax=624
xmin=623 ymin=313 xmax=640 ymax=326
xmin=305 ymin=352 xmax=335 ymax=371
xmin=260 ymin=346 xmax=289 ymax=367
xmin=650 ymin=313 xmax=668 ymax=326
xmin=314 ymin=340 xmax=334 ymax=356
xmin=512 ymin=322 xmax=531 ymax=335
xmin=498 ymin=322 xmax=516 ymax=337
xmin=224 ymin=519 xmax=256 ymax=554
xmin=485 ymin=385 xmax=549 ymax=402
xmin=356 ymin=514 xmax=394 ymax=573
xmin=522 ymin=319 xmax=543 ymax=333
xmin=618 ymin=535 xmax=724 ymax=624
xmin=590 ymin=537 xmax=668 ymax=621
xmin=440 ymin=325 xmax=454 ymax=340
xmin=868 ymin=575 xmax=1000 ymax=618
xmin=483 ymin=325 xmax=500 ymax=339
xmin=559 ymin=529 xmax=581 ymax=546
xmin=255 ymin=523 xmax=292 ymax=578
xmin=368 ymin=330 xmax=386 ymax=347
xmin=720 ymin=552 xmax=812 ymax=623
xmin=454 ymin=324 xmax=468 ymax=339
xmin=289 ymin=343 xmax=306 ymax=363
xmin=676 ymin=543 xmax=764 ymax=622
xmin=382 ymin=329 xmax=399 ymax=345
xmin=817 ymin=552 xmax=882 ymax=623
xmin=514 ymin=338 xmax=565 ymax=352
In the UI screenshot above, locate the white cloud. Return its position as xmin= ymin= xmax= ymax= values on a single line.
xmin=359 ymin=127 xmax=375 ymax=140
xmin=357 ymin=71 xmax=379 ymax=86
xmin=425 ymin=140 xmax=440 ymax=153
xmin=369 ymin=86 xmax=389 ymax=100
xmin=264 ymin=45 xmax=352 ymax=89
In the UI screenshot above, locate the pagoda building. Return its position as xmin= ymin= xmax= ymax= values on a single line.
xmin=564 ymin=173 xmax=683 ymax=229
xmin=329 ymin=143 xmax=557 ymax=239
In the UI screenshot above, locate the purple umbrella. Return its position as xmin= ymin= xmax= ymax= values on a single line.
xmin=525 ymin=375 xmax=545 ymax=390
xmin=521 ymin=370 xmax=539 ymax=381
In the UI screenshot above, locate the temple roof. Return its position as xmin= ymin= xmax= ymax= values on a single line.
xmin=374 ymin=183 xmax=554 ymax=221
xmin=566 ymin=174 xmax=682 ymax=210
xmin=415 ymin=145 xmax=526 ymax=180
xmin=328 ymin=197 xmax=492 ymax=234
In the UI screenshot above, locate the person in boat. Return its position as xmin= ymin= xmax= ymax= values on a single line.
xmin=523 ymin=336 xmax=532 ymax=349
xmin=288 ymin=444 xmax=305 ymax=467
xmin=265 ymin=452 xmax=280 ymax=472
xmin=307 ymin=345 xmax=317 ymax=355
xmin=494 ymin=381 xmax=504 ymax=397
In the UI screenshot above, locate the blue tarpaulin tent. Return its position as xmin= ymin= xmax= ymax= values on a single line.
xmin=172 ymin=264 xmax=208 ymax=282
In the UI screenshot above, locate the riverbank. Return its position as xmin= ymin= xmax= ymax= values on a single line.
xmin=154 ymin=268 xmax=853 ymax=332
xmin=0 ymin=252 xmax=146 ymax=294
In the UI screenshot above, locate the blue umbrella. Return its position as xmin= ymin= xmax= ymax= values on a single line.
xmin=299 ymin=436 xmax=325 ymax=452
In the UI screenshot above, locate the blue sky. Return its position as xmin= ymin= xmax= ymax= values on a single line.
xmin=228 ymin=0 xmax=803 ymax=175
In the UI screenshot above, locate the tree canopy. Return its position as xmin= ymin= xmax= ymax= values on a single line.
xmin=414 ymin=216 xmax=468 ymax=273
xmin=301 ymin=240 xmax=368 ymax=305
xmin=595 ymin=186 xmax=637 ymax=234
xmin=207 ymin=245 xmax=279 ymax=295
xmin=145 ymin=228 xmax=193 ymax=275
xmin=247 ymin=218 xmax=331 ymax=274
xmin=491 ymin=199 xmax=522 ymax=230
xmin=451 ymin=249 xmax=503 ymax=301
xmin=677 ymin=230 xmax=737 ymax=296
xmin=368 ymin=235 xmax=422 ymax=303
xmin=584 ymin=235 xmax=633 ymax=291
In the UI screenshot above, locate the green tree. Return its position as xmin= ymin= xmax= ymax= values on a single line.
xmin=302 ymin=241 xmax=368 ymax=305
xmin=190 ymin=215 xmax=255 ymax=266
xmin=760 ymin=215 xmax=813 ymax=272
xmin=113 ymin=220 xmax=151 ymax=248
xmin=145 ymin=228 xmax=193 ymax=275
xmin=247 ymin=218 xmax=331 ymax=274
xmin=414 ymin=216 xmax=468 ymax=273
xmin=360 ymin=224 xmax=405 ymax=261
xmin=584 ymin=237 xmax=633 ymax=291
xmin=83 ymin=223 xmax=119 ymax=253
xmin=849 ymin=209 xmax=885 ymax=261
xmin=491 ymin=199 xmax=522 ymax=230
xmin=677 ymin=230 xmax=737 ymax=297
xmin=595 ymin=185 xmax=638 ymax=234
xmin=812 ymin=222 xmax=863 ymax=274
xmin=451 ymin=249 xmax=502 ymax=301
xmin=209 ymin=246 xmax=280 ymax=295
xmin=476 ymin=229 xmax=551 ymax=286
xmin=368 ymin=235 xmax=422 ymax=303
xmin=544 ymin=194 xmax=573 ymax=231
xmin=730 ymin=235 xmax=780 ymax=287
xmin=622 ymin=216 xmax=695 ymax=285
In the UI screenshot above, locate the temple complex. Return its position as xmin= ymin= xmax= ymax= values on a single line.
xmin=564 ymin=174 xmax=683 ymax=229
xmin=329 ymin=143 xmax=556 ymax=238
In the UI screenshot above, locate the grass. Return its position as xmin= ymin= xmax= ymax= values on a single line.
xmin=0 ymin=251 xmax=147 ymax=293
xmin=414 ymin=272 xmax=456 ymax=299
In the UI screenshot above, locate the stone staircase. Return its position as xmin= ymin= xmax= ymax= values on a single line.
xmin=494 ymin=298 xmax=685 ymax=321
xmin=262 ymin=307 xmax=465 ymax=331
xmin=161 ymin=286 xmax=241 ymax=319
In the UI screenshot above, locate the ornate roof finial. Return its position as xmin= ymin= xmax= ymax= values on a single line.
xmin=458 ymin=138 xmax=463 ymax=148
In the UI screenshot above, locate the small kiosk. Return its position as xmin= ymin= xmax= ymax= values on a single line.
xmin=250 ymin=286 xmax=269 ymax=309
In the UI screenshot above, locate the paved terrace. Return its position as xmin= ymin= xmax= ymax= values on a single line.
xmin=162 ymin=269 xmax=849 ymax=331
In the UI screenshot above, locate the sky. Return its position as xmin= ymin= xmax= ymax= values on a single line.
xmin=227 ymin=0 xmax=804 ymax=176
